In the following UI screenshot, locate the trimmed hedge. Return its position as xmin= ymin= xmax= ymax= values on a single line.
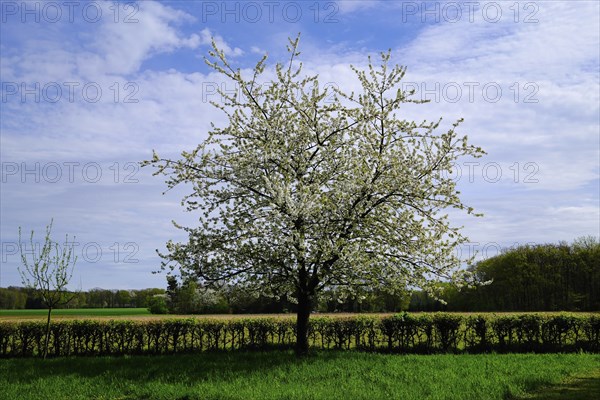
xmin=0 ymin=313 xmax=598 ymax=358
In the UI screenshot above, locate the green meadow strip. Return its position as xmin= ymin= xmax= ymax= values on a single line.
xmin=0 ymin=352 xmax=598 ymax=400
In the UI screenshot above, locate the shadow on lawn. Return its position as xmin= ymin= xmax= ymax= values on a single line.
xmin=0 ymin=350 xmax=344 ymax=385
xmin=512 ymin=369 xmax=600 ymax=400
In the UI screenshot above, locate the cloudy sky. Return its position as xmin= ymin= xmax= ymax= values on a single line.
xmin=1 ymin=0 xmax=598 ymax=290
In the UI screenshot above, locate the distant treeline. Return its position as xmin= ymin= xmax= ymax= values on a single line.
xmin=428 ymin=237 xmax=599 ymax=312
xmin=2 ymin=238 xmax=598 ymax=313
xmin=163 ymin=238 xmax=599 ymax=314
xmin=0 ymin=287 xmax=164 ymax=310
xmin=160 ymin=275 xmax=411 ymax=315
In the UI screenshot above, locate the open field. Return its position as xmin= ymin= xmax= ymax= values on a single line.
xmin=0 ymin=351 xmax=598 ymax=400
xmin=1 ymin=308 xmax=597 ymax=321
xmin=0 ymin=310 xmax=313 ymax=322
xmin=0 ymin=308 xmax=305 ymax=321
xmin=0 ymin=308 xmax=152 ymax=320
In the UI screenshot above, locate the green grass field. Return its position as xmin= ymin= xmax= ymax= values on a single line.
xmin=0 ymin=308 xmax=151 ymax=316
xmin=0 ymin=351 xmax=597 ymax=400
xmin=0 ymin=308 xmax=151 ymax=319
xmin=518 ymin=369 xmax=600 ymax=400
xmin=1 ymin=308 xmax=596 ymax=321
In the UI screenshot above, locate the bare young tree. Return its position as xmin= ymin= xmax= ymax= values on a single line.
xmin=18 ymin=219 xmax=77 ymax=358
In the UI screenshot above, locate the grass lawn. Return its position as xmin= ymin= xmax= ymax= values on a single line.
xmin=515 ymin=368 xmax=600 ymax=400
xmin=0 ymin=308 xmax=151 ymax=319
xmin=0 ymin=351 xmax=598 ymax=400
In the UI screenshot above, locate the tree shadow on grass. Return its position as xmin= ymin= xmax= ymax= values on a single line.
xmin=0 ymin=350 xmax=346 ymax=387
xmin=511 ymin=370 xmax=600 ymax=400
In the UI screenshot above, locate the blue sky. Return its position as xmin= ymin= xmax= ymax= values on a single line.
xmin=1 ymin=0 xmax=599 ymax=290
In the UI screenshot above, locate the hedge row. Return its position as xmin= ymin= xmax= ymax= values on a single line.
xmin=0 ymin=313 xmax=598 ymax=357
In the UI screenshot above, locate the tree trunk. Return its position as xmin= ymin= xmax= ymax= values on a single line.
xmin=43 ymin=306 xmax=52 ymax=359
xmin=295 ymin=291 xmax=312 ymax=357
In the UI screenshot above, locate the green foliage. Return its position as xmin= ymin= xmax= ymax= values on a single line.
xmin=148 ymin=296 xmax=169 ymax=315
xmin=0 ymin=288 xmax=27 ymax=310
xmin=316 ymin=288 xmax=410 ymax=313
xmin=0 ymin=287 xmax=167 ymax=310
xmin=409 ymin=237 xmax=600 ymax=312
xmin=0 ymin=313 xmax=597 ymax=358
xmin=433 ymin=313 xmax=462 ymax=351
xmin=165 ymin=280 xmax=230 ymax=314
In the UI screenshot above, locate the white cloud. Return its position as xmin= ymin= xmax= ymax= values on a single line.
xmin=336 ymin=0 xmax=380 ymax=14
xmin=198 ymin=28 xmax=244 ymax=58
xmin=390 ymin=1 xmax=600 ymax=193
xmin=81 ymin=1 xmax=202 ymax=76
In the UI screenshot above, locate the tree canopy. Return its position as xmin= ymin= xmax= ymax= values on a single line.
xmin=144 ymin=36 xmax=485 ymax=355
